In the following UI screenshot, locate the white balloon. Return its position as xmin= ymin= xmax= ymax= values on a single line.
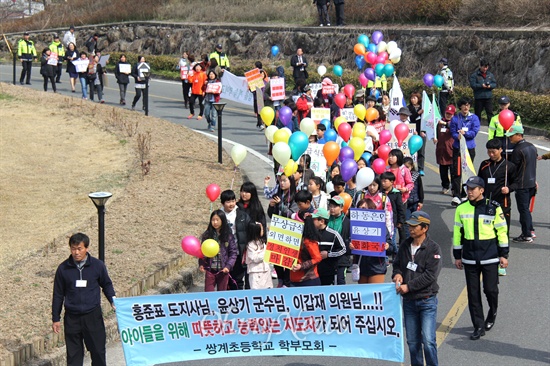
xmin=389 ymin=120 xmax=401 ymax=140
xmin=356 ymin=167 xmax=375 ymax=191
xmin=386 ymin=41 xmax=398 ymax=55
xmin=265 ymin=125 xmax=278 ymax=143
xmin=389 ymin=48 xmax=402 ymax=60
xmin=390 ymin=56 xmax=401 ymax=64
xmin=230 ymin=144 xmax=247 ymax=166
xmin=366 ymin=125 xmax=379 ymax=141
xmin=272 ymin=142 xmax=291 ymax=167
xmin=377 ymin=41 xmax=387 ymax=53
xmin=300 ymin=118 xmax=316 ymax=137
xmin=317 ymin=65 xmax=327 ymax=77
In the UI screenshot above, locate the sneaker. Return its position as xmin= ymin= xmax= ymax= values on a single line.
xmin=512 ymin=235 xmax=533 ymax=243
xmin=498 ymin=266 xmax=507 ymax=276
xmin=441 ymin=188 xmax=450 ymax=195
xmin=451 ymin=197 xmax=461 ymax=207
xmin=319 ymin=24 xmax=324 ymax=27
xmin=197 ymin=116 xmax=203 ymax=120
xmin=327 ymin=23 xmax=331 ymax=26
xmin=131 ymin=105 xmax=135 ymax=111
xmin=100 ymin=100 xmax=105 ymax=104
xmin=531 ymin=230 xmax=536 ymax=238
xmin=20 ymin=81 xmax=24 ymax=85
xmin=26 ymin=82 xmax=32 ymax=85
xmin=419 ymin=170 xmax=425 ymax=176
xmin=187 ymin=114 xmax=194 ymax=119
xmin=209 ymin=128 xmax=214 ymax=132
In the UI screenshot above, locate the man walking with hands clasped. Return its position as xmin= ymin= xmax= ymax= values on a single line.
xmin=453 ymin=176 xmax=509 ymax=341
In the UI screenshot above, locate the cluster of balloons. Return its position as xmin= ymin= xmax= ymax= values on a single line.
xmin=181 ymin=236 xmax=220 ymax=259
xmin=423 ymin=73 xmax=444 ymax=88
xmin=353 ymin=31 xmax=402 ymax=87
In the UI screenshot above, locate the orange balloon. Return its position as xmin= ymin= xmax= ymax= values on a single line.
xmin=339 ymin=192 xmax=353 ymax=214
xmin=323 ymin=141 xmax=340 ymax=166
xmin=354 ymin=43 xmax=366 ymax=56
xmin=365 ymin=107 xmax=380 ymax=122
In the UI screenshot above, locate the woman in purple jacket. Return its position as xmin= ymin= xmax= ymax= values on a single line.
xmin=199 ymin=210 xmax=238 ymax=291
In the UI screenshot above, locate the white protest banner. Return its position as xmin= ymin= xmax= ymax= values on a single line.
xmin=460 ymin=137 xmax=477 ymax=182
xmin=265 ymin=215 xmax=303 ymax=269
xmin=72 ymin=59 xmax=89 ymax=73
xmin=305 ymin=143 xmax=327 ymax=181
xmin=341 ymin=108 xmax=356 ymax=122
xmin=270 ymin=77 xmax=285 ymax=101
xmin=311 ymin=107 xmax=331 ymax=124
xmin=118 ymin=63 xmax=131 ymax=74
xmin=220 ymin=71 xmax=254 ymax=106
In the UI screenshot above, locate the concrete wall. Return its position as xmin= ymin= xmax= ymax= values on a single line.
xmin=3 ymin=21 xmax=549 ymax=93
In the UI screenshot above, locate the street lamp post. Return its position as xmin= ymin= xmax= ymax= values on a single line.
xmin=88 ymin=192 xmax=112 ymax=262
xmin=213 ymin=102 xmax=226 ymax=164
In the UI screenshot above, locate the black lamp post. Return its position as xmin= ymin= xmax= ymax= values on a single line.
xmin=213 ymin=102 xmax=227 ymax=164
xmin=88 ymin=192 xmax=112 ymax=262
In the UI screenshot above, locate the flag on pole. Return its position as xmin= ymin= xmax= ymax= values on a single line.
xmin=388 ymin=75 xmax=405 ymax=121
xmin=420 ymin=90 xmax=433 ymax=139
xmin=459 ymin=137 xmax=477 ymax=182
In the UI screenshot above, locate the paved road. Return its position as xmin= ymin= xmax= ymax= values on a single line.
xmin=2 ymin=65 xmax=549 ymax=366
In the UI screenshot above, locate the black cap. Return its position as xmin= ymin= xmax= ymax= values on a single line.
xmin=366 ymin=95 xmax=377 ymax=102
xmin=53 ymin=33 xmax=59 ymax=38
xmin=216 ymin=44 xmax=223 ymax=49
xmin=498 ymin=96 xmax=510 ymax=104
xmin=465 ymin=176 xmax=485 ymax=189
xmin=23 ymin=32 xmax=29 ymax=36
xmin=70 ymin=25 xmax=75 ymax=30
xmin=439 ymin=58 xmax=448 ymax=65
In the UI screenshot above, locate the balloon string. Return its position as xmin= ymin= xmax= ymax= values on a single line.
xmin=230 ymin=166 xmax=237 ymax=190
xmin=204 ymin=268 xmax=238 ymax=288
xmin=210 ymin=202 xmax=213 ymax=214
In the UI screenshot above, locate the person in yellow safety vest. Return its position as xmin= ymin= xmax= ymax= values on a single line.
xmin=17 ymin=32 xmax=37 ymax=85
xmin=453 ymin=176 xmax=509 ymax=341
xmin=488 ymin=95 xmax=522 ymax=159
xmin=209 ymin=44 xmax=230 ymax=75
xmin=49 ymin=34 xmax=66 ymax=83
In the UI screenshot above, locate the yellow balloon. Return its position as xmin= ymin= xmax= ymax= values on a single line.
xmin=334 ymin=116 xmax=347 ymax=131
xmin=273 ymin=128 xmax=290 ymax=144
xmin=283 ymin=159 xmax=298 ymax=177
xmin=201 ymin=239 xmax=220 ymax=258
xmin=353 ymin=104 xmax=367 ymax=121
xmin=348 ymin=137 xmax=366 ymax=161
xmin=260 ymin=106 xmax=275 ymax=126
xmin=352 ymin=122 xmax=366 ymax=139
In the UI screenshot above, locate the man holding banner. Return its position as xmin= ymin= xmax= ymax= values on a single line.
xmin=392 ymin=211 xmax=442 ymax=366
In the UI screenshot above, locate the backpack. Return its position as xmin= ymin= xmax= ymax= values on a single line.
xmin=87 ymin=61 xmax=97 ymax=81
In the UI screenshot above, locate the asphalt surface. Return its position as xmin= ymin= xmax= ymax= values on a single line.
xmin=2 ymin=65 xmax=549 ymax=366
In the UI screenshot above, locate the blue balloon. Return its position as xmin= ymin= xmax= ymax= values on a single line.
xmin=320 ymin=119 xmax=331 ymax=129
xmin=271 ymin=45 xmax=279 ymax=57
xmin=324 ymin=128 xmax=337 ymax=142
xmin=333 ymin=65 xmax=343 ymax=77
xmin=341 ymin=141 xmax=348 ymax=148
xmin=367 ymin=43 xmax=377 ymax=54
xmin=288 ymin=131 xmax=309 ymax=161
xmin=358 ymin=34 xmax=370 ymax=48
xmin=355 ymin=55 xmax=366 ymax=71
xmin=361 ymin=152 xmax=373 ymax=166
xmin=409 ymin=135 xmax=424 ymax=155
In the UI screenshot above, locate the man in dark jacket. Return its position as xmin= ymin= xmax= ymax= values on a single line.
xmin=290 ymin=48 xmax=308 ymax=83
xmin=506 ymin=125 xmax=538 ymax=242
xmin=52 ymin=233 xmax=116 ymax=366
xmin=469 ymin=58 xmax=497 ymax=125
xmin=392 ymin=211 xmax=441 ymax=366
xmin=221 ymin=190 xmax=251 ymax=289
xmin=327 ymin=196 xmax=351 ymax=285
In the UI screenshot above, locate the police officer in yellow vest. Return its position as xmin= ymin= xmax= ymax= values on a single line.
xmin=488 ymin=96 xmax=522 ymax=159
xmin=17 ymin=32 xmax=37 ymax=85
xmin=453 ymin=176 xmax=509 ymax=341
xmin=209 ymin=44 xmax=230 ymax=75
xmin=49 ymin=33 xmax=66 ymax=83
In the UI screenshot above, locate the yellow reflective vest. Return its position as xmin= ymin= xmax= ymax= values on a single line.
xmin=49 ymin=41 xmax=65 ymax=62
xmin=17 ymin=39 xmax=37 ymax=60
xmin=208 ymin=51 xmax=230 ymax=70
xmin=453 ymin=198 xmax=508 ymax=265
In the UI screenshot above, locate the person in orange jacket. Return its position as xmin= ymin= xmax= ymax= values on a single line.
xmin=188 ymin=63 xmax=207 ymax=120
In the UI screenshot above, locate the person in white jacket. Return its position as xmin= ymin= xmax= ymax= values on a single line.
xmin=245 ymin=222 xmax=272 ymax=289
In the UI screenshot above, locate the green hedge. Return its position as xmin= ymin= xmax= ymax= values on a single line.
xmin=104 ymin=52 xmax=549 ymax=130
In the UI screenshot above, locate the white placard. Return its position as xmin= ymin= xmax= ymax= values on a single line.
xmin=118 ymin=63 xmax=131 ymax=74
xmin=72 ymin=59 xmax=89 ymax=73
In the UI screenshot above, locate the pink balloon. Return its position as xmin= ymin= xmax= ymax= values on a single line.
xmin=377 ymin=144 xmax=391 ymax=161
xmin=358 ymin=73 xmax=368 ymax=87
xmin=338 ymin=122 xmax=352 ymax=142
xmin=372 ymin=158 xmax=386 ymax=175
xmin=343 ymin=84 xmax=355 ymax=99
xmin=378 ymin=51 xmax=389 ymax=61
xmin=379 ymin=130 xmax=392 ymax=145
xmin=366 ymin=52 xmax=377 ymax=65
xmin=205 ymin=183 xmax=221 ymax=202
xmin=181 ymin=236 xmax=204 ymax=258
xmin=376 ymin=55 xmax=386 ymax=65
xmin=394 ymin=123 xmax=410 ymax=147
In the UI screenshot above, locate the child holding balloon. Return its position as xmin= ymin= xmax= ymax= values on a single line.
xmin=199 ymin=210 xmax=238 ymax=292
